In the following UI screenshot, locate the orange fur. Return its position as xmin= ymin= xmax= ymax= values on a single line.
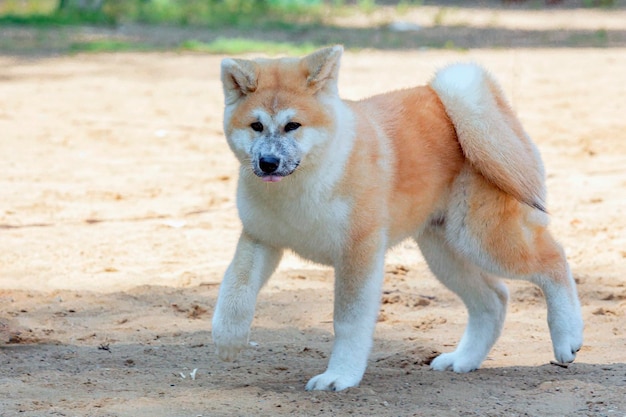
xmin=463 ymin=170 xmax=565 ymax=278
xmin=338 ymin=86 xmax=464 ymax=247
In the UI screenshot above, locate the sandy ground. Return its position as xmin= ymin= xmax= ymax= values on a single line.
xmin=1 ymin=34 xmax=626 ymax=417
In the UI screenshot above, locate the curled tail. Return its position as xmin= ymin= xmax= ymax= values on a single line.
xmin=430 ymin=63 xmax=547 ymax=212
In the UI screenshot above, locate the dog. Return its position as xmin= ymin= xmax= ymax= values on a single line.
xmin=211 ymin=45 xmax=583 ymax=391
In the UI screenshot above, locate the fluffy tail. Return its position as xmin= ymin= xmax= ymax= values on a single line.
xmin=430 ymin=64 xmax=546 ymax=211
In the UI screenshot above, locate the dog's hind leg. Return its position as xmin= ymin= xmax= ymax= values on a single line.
xmin=462 ymin=227 xmax=582 ymax=365
xmin=444 ymin=170 xmax=583 ymax=366
xmin=417 ymin=228 xmax=509 ymax=372
xmin=525 ymin=245 xmax=583 ymax=364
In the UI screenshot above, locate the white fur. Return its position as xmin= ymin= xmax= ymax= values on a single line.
xmin=430 ymin=63 xmax=485 ymax=110
xmin=432 ymin=64 xmax=506 ymax=155
xmin=212 ymin=239 xmax=283 ymax=361
xmin=306 ymin=232 xmax=387 ymax=391
xmin=237 ymin=183 xmax=350 ymax=266
xmin=535 ymin=266 xmax=584 ymax=363
xmin=237 ymin=100 xmax=355 ymax=266
xmin=418 ymin=228 xmax=509 ymax=372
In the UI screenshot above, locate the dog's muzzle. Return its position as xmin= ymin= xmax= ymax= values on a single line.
xmin=259 ymin=155 xmax=280 ymax=175
xmin=253 ymin=154 xmax=299 ymax=183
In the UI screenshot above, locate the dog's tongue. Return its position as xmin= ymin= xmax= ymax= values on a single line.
xmin=262 ymin=175 xmax=283 ymax=183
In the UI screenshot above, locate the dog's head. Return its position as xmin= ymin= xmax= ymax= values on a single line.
xmin=220 ymin=46 xmax=343 ymax=183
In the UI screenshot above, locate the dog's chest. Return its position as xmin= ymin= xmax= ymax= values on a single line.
xmin=238 ymin=186 xmax=350 ymax=266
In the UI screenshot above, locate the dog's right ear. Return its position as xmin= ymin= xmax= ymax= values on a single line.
xmin=221 ymin=58 xmax=258 ymax=105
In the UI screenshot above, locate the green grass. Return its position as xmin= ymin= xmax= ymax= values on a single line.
xmin=0 ymin=0 xmax=328 ymax=28
xmin=66 ymin=37 xmax=320 ymax=55
xmin=566 ymin=28 xmax=610 ymax=47
xmin=179 ymin=38 xmax=318 ymax=55
xmin=0 ymin=10 xmax=113 ymax=26
xmin=69 ymin=39 xmax=152 ymax=53
xmin=0 ymin=0 xmax=57 ymax=16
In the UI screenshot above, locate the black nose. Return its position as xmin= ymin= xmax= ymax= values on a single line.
xmin=259 ymin=156 xmax=280 ymax=174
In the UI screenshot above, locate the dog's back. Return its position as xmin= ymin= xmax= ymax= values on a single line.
xmin=344 ymin=86 xmax=464 ymax=245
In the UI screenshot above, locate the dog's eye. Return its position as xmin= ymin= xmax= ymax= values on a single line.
xmin=250 ymin=122 xmax=264 ymax=132
xmin=284 ymin=122 xmax=301 ymax=133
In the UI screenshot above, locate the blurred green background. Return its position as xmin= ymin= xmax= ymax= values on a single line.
xmin=1 ymin=0 xmax=336 ymax=26
xmin=0 ymin=0 xmax=624 ymax=54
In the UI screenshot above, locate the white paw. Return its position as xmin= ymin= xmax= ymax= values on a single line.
xmin=214 ymin=338 xmax=247 ymax=362
xmin=211 ymin=318 xmax=250 ymax=362
xmin=544 ymin=271 xmax=584 ymax=364
xmin=430 ymin=351 xmax=481 ymax=373
xmin=305 ymin=371 xmax=362 ymax=392
xmin=550 ymin=314 xmax=583 ymax=364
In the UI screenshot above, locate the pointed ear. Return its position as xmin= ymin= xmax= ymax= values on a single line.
xmin=221 ymin=58 xmax=258 ymax=105
xmin=302 ymin=45 xmax=343 ymax=94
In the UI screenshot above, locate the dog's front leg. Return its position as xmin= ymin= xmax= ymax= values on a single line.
xmin=212 ymin=231 xmax=283 ymax=362
xmin=306 ymin=233 xmax=386 ymax=391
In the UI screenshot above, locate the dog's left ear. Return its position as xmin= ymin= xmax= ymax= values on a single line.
xmin=302 ymin=45 xmax=343 ymax=94
xmin=221 ymin=58 xmax=258 ymax=105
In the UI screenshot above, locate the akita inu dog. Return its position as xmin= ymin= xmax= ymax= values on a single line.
xmin=211 ymin=46 xmax=583 ymax=391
